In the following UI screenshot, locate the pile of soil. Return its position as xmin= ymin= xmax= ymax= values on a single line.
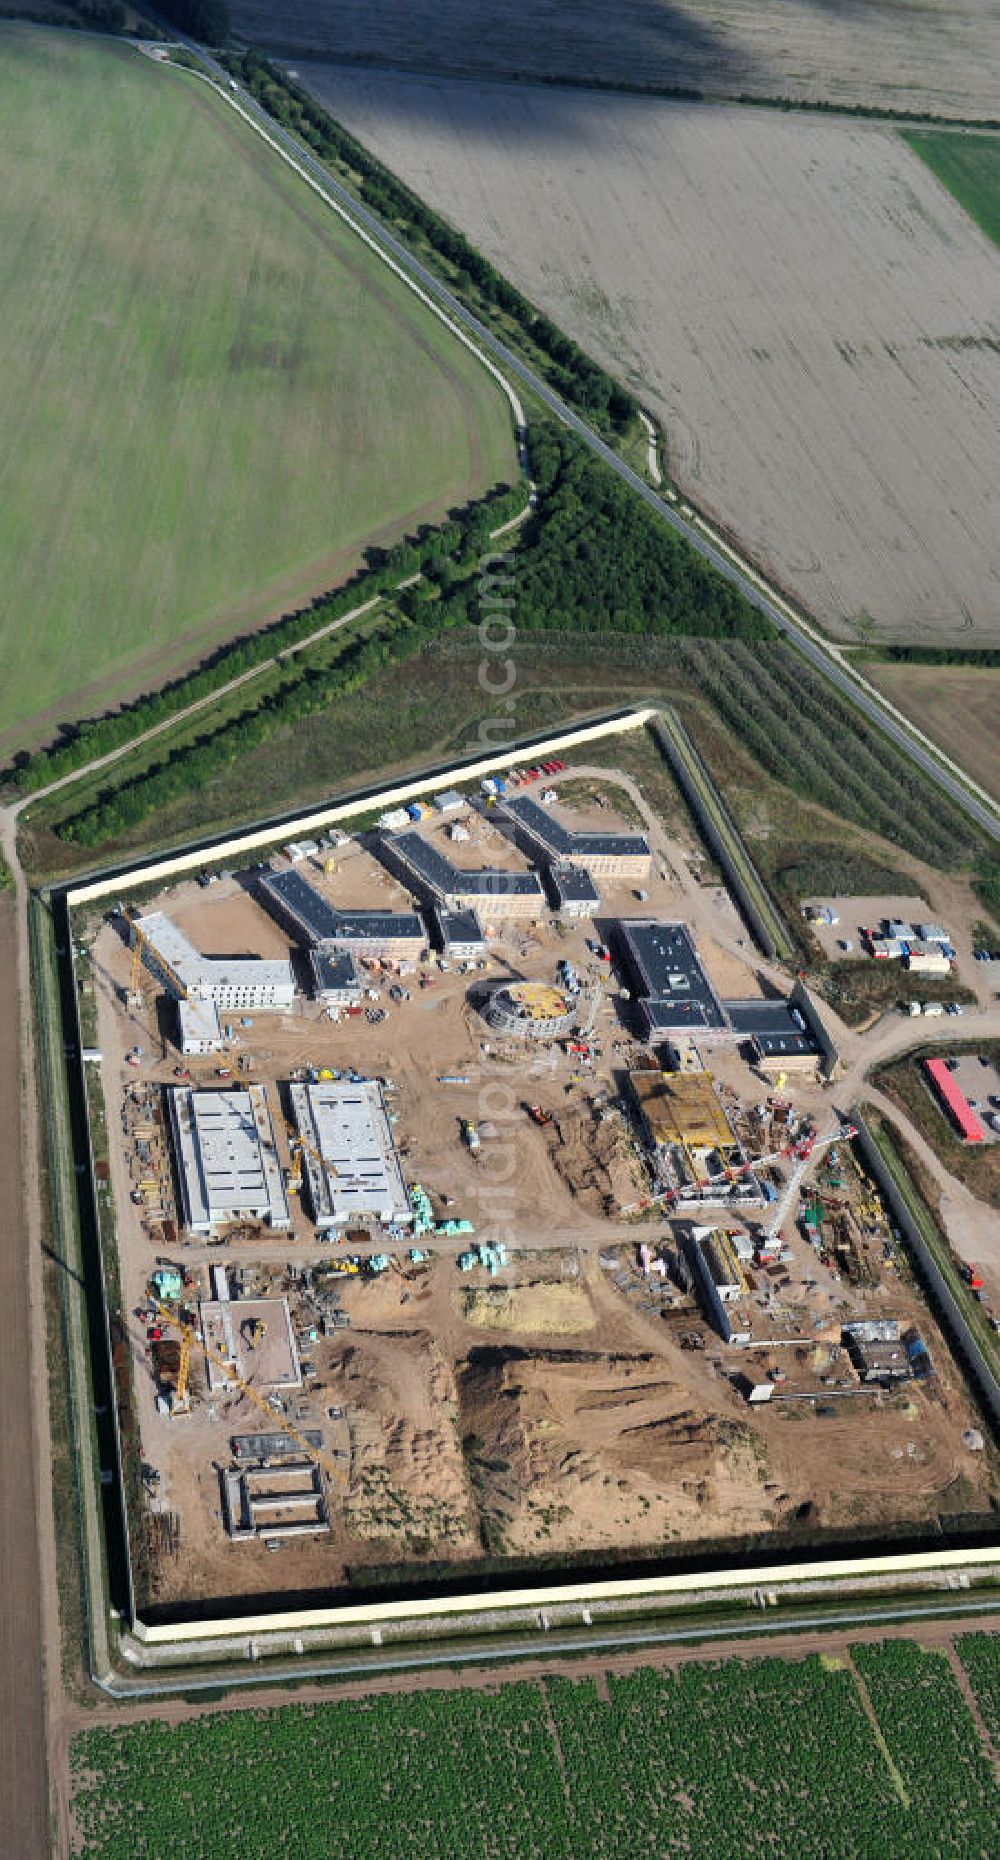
xmin=545 ymin=1105 xmax=637 ymax=1214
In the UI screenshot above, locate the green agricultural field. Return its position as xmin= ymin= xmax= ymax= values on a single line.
xmin=0 ymin=27 xmax=515 ymax=753
xmin=902 ymin=131 xmax=1000 ymax=251
xmin=69 ymin=1643 xmax=1000 ymax=1859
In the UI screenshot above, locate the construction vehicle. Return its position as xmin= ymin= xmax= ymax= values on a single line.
xmin=149 ymin=1297 xmax=347 ymax=1483
xmin=240 ymin=1316 xmax=268 ymax=1350
xmin=462 ymin=1119 xmax=480 ymax=1154
xmin=527 ymin=1105 xmax=553 ymax=1128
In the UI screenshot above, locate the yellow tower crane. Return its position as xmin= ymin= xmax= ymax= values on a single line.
xmin=125 ymin=909 xmax=189 ymax=1006
xmin=281 ymin=1110 xmax=337 ymax=1196
xmin=171 ymin=1327 xmax=192 ymax=1416
xmin=150 ymin=1297 xmax=348 ymax=1485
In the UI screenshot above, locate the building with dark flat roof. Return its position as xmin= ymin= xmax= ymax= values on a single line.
xmin=256 ymin=867 xmax=341 ymax=945
xmin=308 ymin=947 xmax=362 ymax=1006
xmin=432 ymin=907 xmax=487 ymax=959
xmin=257 ymin=868 xmax=426 ymax=960
xmin=547 ymin=864 xmax=601 ymax=917
xmin=497 ymin=793 xmax=651 ymax=880
xmin=615 ymin=920 xmax=727 ymax=1039
xmin=726 ymin=998 xmax=820 ymax=1070
xmin=379 ymin=829 xmax=544 ymax=918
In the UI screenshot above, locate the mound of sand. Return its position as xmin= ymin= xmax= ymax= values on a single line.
xmin=331 ymin=1330 xmax=477 ymax=1550
xmin=462 ymin=1282 xmax=595 ymax=1335
xmin=544 ymin=1105 xmax=638 ymax=1214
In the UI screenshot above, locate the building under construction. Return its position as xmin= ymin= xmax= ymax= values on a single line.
xmin=198 ymin=1295 xmax=302 ymax=1393
xmin=378 ymin=827 xmax=546 ymax=919
xmin=287 ymin=1078 xmax=411 ymax=1229
xmin=495 ymin=792 xmax=652 ymax=880
xmin=168 ymin=1085 xmax=290 ymax=1234
xmin=130 ymin=909 xmax=295 ymax=1010
xmin=483 ymin=980 xmax=580 ymax=1042
xmin=686 ymin=1225 xmax=752 ymax=1344
xmin=627 ymin=1069 xmax=760 ymax=1206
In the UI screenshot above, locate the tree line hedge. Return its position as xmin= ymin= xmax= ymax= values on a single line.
xmin=50 ymin=428 xmax=772 ymax=845
xmin=155 ymin=0 xmax=229 ymax=41
xmin=498 ymin=428 xmax=772 ymax=640
xmin=863 ymin=644 xmax=1000 ymax=668
xmin=57 ymin=600 xmax=460 ymax=845
xmin=14 ymin=482 xmax=519 ymax=795
xmin=221 ymin=52 xmax=639 ymax=439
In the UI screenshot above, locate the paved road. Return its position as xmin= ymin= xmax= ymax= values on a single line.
xmin=149 ymin=35 xmax=1000 ymax=842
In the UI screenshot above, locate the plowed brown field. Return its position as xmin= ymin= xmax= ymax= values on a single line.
xmin=232 ymin=1 xmax=1000 ymax=120
xmin=303 ymin=73 xmax=1000 ymax=645
xmin=865 ymin=665 xmax=1000 ymax=803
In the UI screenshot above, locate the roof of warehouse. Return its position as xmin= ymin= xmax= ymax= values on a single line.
xmin=169 ymin=1086 xmax=289 ymax=1227
xmin=924 ymin=1057 xmax=985 ymax=1142
xmin=288 ymin=1079 xmax=410 ymax=1224
xmin=500 ymin=792 xmax=650 ymax=858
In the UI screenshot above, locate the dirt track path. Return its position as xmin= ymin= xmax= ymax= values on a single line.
xmin=0 ymin=891 xmax=51 ymax=1859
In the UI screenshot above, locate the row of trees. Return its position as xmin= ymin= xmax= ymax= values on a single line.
xmin=224 ymin=53 xmax=638 ymax=438
xmin=57 ymin=598 xmax=468 ymax=845
xmin=869 ymin=644 xmax=1000 ymax=668
xmin=16 ymin=482 xmax=519 ymax=794
xmin=154 ymin=0 xmax=229 ymax=40
xmin=670 ymin=636 xmax=984 ymax=871
xmin=51 ymin=429 xmax=787 ymax=846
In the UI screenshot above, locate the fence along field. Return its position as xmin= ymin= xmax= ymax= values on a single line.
xmin=0 ymin=28 xmax=515 ymax=754
xmin=229 ymin=0 xmax=1000 ymax=121
xmin=306 ymin=72 xmax=1000 ymax=648
xmin=69 ymin=1641 xmax=1000 ymax=1858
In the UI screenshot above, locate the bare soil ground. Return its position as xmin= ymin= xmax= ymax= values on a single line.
xmin=234 ymin=1 xmax=1000 ymax=120
xmin=305 ymin=74 xmax=1000 ymax=644
xmin=0 ymin=899 xmax=49 ymax=1858
xmin=864 ymin=665 xmax=1000 ymax=803
xmin=803 ymin=894 xmax=932 ymax=963
xmin=78 ymin=782 xmax=1000 ymax=1612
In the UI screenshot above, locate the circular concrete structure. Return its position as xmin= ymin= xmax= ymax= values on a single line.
xmin=483 ymin=980 xmax=578 ymax=1042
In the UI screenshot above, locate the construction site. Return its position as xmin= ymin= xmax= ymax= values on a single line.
xmin=72 ymin=776 xmax=999 ymax=1609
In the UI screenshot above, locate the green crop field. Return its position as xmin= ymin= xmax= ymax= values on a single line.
xmin=902 ymin=131 xmax=1000 ymax=251
xmin=69 ymin=1641 xmax=1000 ymax=1858
xmin=0 ymin=27 xmax=515 ymax=754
